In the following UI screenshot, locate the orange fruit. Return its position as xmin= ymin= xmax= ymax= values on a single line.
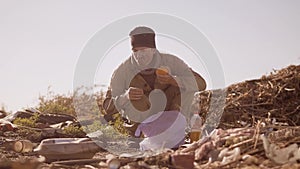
xmin=156 ymin=67 xmax=169 ymax=75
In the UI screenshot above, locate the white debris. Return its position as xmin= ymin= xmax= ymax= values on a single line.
xmin=218 ymin=147 xmax=241 ymax=165
xmin=261 ymin=134 xmax=300 ymax=164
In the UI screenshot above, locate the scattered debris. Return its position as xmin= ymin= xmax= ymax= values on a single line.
xmin=13 ymin=140 xmax=35 ymax=153
xmin=34 ymin=138 xmax=103 ymax=162
xmin=0 ymin=64 xmax=299 ymax=168
xmin=196 ymin=65 xmax=300 ymax=129
xmin=171 ymin=153 xmax=195 ymax=169
xmin=261 ymin=134 xmax=300 ymax=164
xmin=0 ymin=110 xmax=7 ymax=118
xmin=0 ymin=119 xmax=16 ymax=132
xmin=106 ymin=154 xmax=121 ymax=169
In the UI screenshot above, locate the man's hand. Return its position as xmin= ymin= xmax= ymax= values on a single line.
xmin=157 ymin=74 xmax=178 ymax=86
xmin=126 ymin=87 xmax=144 ymax=100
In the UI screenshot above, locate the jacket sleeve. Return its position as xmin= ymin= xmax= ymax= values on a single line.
xmin=191 ymin=69 xmax=206 ymax=91
xmin=110 ymin=65 xmax=129 ymax=111
xmin=164 ymin=54 xmax=206 ymax=92
xmin=102 ymin=88 xmax=119 ymax=122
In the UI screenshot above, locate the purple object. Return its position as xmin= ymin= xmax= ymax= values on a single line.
xmin=135 ymin=111 xmax=179 ymax=137
xmin=135 ymin=111 xmax=186 ymax=150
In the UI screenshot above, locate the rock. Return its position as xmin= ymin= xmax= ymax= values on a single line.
xmin=0 ymin=119 xmax=16 ymax=132
xmin=242 ymin=155 xmax=259 ymax=165
xmin=0 ymin=110 xmax=7 ymax=118
xmin=37 ymin=113 xmax=76 ymax=125
xmin=6 ymin=110 xmax=77 ymax=125
xmin=171 ymin=153 xmax=195 ymax=169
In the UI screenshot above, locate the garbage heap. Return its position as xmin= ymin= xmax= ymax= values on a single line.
xmin=196 ymin=64 xmax=300 ymax=129
xmin=101 ymin=65 xmax=300 ymax=169
xmin=177 ymin=64 xmax=300 ymax=168
xmin=1 ymin=65 xmax=300 ymax=169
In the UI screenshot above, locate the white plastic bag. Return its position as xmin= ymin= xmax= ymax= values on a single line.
xmin=135 ymin=111 xmax=186 ymax=150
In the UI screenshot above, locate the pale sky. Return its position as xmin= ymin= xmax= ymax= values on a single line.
xmin=1 ymin=0 xmax=300 ymax=112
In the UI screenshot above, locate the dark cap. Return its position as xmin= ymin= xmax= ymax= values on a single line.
xmin=129 ymin=26 xmax=156 ymax=49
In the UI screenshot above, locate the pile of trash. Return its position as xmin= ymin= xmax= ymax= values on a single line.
xmin=0 ymin=109 xmax=102 ymax=169
xmin=0 ymin=64 xmax=300 ymax=169
xmin=187 ymin=64 xmax=300 ymax=168
xmin=196 ymin=65 xmax=300 ymax=129
xmin=0 ymin=108 xmax=85 ymax=142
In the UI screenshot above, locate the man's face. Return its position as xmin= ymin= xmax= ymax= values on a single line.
xmin=132 ymin=47 xmax=155 ymax=67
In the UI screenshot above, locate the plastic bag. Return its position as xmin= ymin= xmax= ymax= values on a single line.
xmin=135 ymin=111 xmax=186 ymax=150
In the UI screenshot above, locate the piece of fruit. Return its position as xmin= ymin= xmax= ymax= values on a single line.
xmin=156 ymin=67 xmax=169 ymax=75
